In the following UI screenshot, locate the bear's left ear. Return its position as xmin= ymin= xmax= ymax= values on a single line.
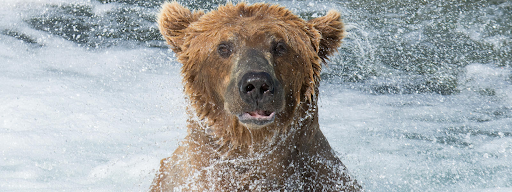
xmin=308 ymin=10 xmax=345 ymax=63
xmin=158 ymin=2 xmax=204 ymax=53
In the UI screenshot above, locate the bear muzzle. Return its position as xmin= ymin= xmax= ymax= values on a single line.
xmin=236 ymin=71 xmax=277 ymax=125
xmin=226 ymin=49 xmax=285 ymax=128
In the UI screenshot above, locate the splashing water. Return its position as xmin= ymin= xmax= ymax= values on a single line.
xmin=1 ymin=0 xmax=511 ymax=191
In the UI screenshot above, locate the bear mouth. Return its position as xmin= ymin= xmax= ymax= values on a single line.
xmin=238 ymin=110 xmax=276 ymax=126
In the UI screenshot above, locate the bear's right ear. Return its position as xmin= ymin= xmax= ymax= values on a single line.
xmin=158 ymin=2 xmax=204 ymax=53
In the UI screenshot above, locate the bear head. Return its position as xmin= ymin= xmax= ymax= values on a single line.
xmin=158 ymin=2 xmax=344 ymax=145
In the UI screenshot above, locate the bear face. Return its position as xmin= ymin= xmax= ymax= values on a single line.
xmin=159 ymin=2 xmax=344 ymax=133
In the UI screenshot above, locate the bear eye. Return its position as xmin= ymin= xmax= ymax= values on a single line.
xmin=272 ymin=42 xmax=287 ymax=56
xmin=217 ymin=43 xmax=232 ymax=58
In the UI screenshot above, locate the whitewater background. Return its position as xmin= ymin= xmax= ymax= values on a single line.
xmin=1 ymin=0 xmax=511 ymax=191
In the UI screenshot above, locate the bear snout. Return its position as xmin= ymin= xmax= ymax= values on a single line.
xmin=236 ymin=71 xmax=283 ymax=126
xmin=239 ymin=72 xmax=275 ymax=106
xmin=222 ymin=49 xmax=285 ymax=127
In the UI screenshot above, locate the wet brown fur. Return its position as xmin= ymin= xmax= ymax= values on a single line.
xmin=152 ymin=1 xmax=360 ymax=191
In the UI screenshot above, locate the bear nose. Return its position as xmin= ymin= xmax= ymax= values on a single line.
xmin=239 ymin=72 xmax=275 ymax=106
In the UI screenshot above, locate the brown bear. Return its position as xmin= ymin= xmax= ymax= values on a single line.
xmin=151 ymin=2 xmax=361 ymax=191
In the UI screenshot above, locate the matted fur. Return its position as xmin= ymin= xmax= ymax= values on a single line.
xmin=152 ymin=2 xmax=360 ymax=191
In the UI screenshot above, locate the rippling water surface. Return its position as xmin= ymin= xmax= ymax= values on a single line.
xmin=1 ymin=0 xmax=511 ymax=191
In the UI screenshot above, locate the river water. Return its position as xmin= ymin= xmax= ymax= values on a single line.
xmin=1 ymin=0 xmax=511 ymax=191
